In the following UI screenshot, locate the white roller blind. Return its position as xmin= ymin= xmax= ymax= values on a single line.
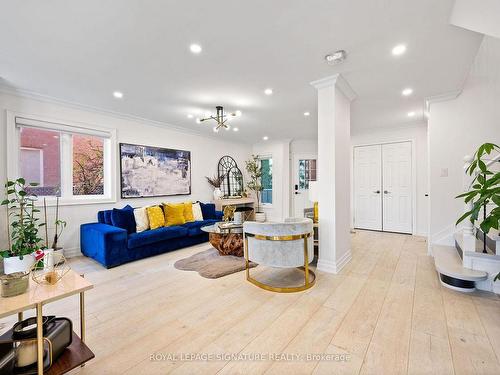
xmin=15 ymin=116 xmax=111 ymax=138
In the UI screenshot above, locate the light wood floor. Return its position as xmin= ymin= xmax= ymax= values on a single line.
xmin=2 ymin=230 xmax=500 ymax=374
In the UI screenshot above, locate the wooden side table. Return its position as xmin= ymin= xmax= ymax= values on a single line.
xmin=0 ymin=270 xmax=94 ymax=374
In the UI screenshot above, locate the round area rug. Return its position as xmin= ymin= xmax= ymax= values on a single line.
xmin=174 ymin=248 xmax=257 ymax=279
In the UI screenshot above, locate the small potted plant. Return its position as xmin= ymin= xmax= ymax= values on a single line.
xmin=245 ymin=155 xmax=265 ymax=222
xmin=1 ymin=178 xmax=46 ymax=274
xmin=206 ymin=174 xmax=225 ymax=200
xmin=50 ymin=197 xmax=67 ymax=260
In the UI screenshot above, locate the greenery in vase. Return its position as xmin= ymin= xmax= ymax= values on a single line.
xmin=1 ymin=178 xmax=46 ymax=259
xmin=245 ymin=155 xmax=263 ymax=213
xmin=455 ymin=142 xmax=500 ymax=282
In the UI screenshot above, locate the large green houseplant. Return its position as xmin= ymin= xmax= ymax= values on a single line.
xmin=1 ymin=178 xmax=46 ymax=273
xmin=245 ymin=155 xmax=265 ymax=222
xmin=456 ymin=142 xmax=500 ymax=281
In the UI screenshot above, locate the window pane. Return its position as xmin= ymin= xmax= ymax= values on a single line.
xmin=260 ymin=158 xmax=273 ymax=204
xmin=297 ymin=159 xmax=317 ymax=190
xmin=73 ymin=134 xmax=104 ymax=195
xmin=20 ymin=127 xmax=61 ymax=196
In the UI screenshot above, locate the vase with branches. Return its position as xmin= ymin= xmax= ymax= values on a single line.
xmin=50 ymin=197 xmax=67 ymax=251
xmin=206 ymin=174 xmax=224 ymax=200
xmin=456 ymin=142 xmax=500 ymax=282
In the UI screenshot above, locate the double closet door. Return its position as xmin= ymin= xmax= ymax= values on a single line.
xmin=353 ymin=141 xmax=412 ymax=234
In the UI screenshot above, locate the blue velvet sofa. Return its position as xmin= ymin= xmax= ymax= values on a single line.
xmin=80 ymin=203 xmax=222 ymax=268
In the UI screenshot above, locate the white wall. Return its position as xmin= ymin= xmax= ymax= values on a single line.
xmin=351 ymin=123 xmax=429 ymax=236
xmin=252 ymin=140 xmax=291 ymax=221
xmin=0 ymin=91 xmax=252 ymax=255
xmin=428 ymin=35 xmax=500 ymax=245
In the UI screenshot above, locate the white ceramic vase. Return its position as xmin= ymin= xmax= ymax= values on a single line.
xmin=254 ymin=212 xmax=266 ymax=222
xmin=3 ymin=254 xmax=35 ymax=274
xmin=213 ymin=188 xmax=223 ymax=200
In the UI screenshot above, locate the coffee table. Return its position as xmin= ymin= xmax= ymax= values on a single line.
xmin=201 ymin=223 xmax=244 ymax=257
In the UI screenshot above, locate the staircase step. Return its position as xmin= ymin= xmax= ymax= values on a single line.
xmin=433 ymin=245 xmax=488 ymax=292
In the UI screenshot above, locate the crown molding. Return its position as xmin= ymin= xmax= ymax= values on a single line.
xmin=310 ymin=73 xmax=357 ymax=101
xmin=0 ymin=83 xmax=248 ymax=144
xmin=424 ymin=90 xmax=462 ymax=113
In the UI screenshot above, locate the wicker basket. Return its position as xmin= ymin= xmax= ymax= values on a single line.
xmin=0 ymin=272 xmax=29 ymax=297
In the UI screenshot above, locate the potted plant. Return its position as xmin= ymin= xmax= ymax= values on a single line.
xmin=245 ymin=155 xmax=265 ymax=222
xmin=206 ymin=175 xmax=224 ymax=200
xmin=1 ymin=178 xmax=46 ymax=274
xmin=456 ymin=142 xmax=499 ymax=281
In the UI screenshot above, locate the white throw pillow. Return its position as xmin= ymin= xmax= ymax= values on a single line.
xmin=134 ymin=207 xmax=149 ymax=232
xmin=192 ymin=202 xmax=204 ymax=221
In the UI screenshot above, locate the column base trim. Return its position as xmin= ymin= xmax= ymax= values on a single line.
xmin=317 ymin=249 xmax=352 ymax=274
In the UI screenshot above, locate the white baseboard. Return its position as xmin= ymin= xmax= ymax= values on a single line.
xmin=63 ymin=247 xmax=82 ymax=258
xmin=317 ymin=249 xmax=352 ymax=274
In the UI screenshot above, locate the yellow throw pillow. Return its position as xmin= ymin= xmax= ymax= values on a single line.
xmin=164 ymin=203 xmax=186 ymax=226
xmin=146 ymin=206 xmax=165 ymax=230
xmin=183 ymin=202 xmax=195 ymax=222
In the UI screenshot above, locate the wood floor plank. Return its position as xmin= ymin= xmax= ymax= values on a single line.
xmin=2 ymin=231 xmax=497 ymax=375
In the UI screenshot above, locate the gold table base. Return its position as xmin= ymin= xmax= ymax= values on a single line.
xmin=244 ymin=232 xmax=315 ymax=293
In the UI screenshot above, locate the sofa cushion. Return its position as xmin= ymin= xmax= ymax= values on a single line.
xmin=183 ymin=202 xmax=195 ymax=222
xmin=111 ymin=205 xmax=136 ymax=234
xmin=134 ymin=207 xmax=149 ymax=233
xmin=192 ymin=202 xmax=203 ymax=221
xmin=127 ymin=226 xmax=188 ymax=249
xmin=147 ymin=206 xmax=165 ymax=229
xmin=164 ymin=203 xmax=186 ymax=226
xmin=104 ymin=210 xmax=113 ymax=225
xmin=199 ymin=202 xmax=216 ymax=220
xmin=182 ymin=219 xmax=218 ymax=237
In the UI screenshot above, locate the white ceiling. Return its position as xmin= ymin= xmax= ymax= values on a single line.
xmin=0 ymin=0 xmax=482 ymax=143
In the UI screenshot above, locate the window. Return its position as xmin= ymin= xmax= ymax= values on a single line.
xmin=20 ymin=127 xmax=62 ymax=196
xmin=10 ymin=115 xmax=115 ymax=204
xmin=73 ymin=134 xmax=104 ymax=195
xmin=260 ymin=157 xmax=273 ymax=204
xmin=298 ymin=159 xmax=317 ymax=189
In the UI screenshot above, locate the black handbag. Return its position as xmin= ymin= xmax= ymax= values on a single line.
xmin=0 ymin=316 xmax=72 ymax=375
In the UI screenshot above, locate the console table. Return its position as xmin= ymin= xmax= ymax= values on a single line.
xmin=0 ymin=270 xmax=94 ymax=374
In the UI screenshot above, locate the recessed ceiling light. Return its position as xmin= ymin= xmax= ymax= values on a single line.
xmin=402 ymin=88 xmax=413 ymax=96
xmin=264 ymin=88 xmax=273 ymax=95
xmin=392 ymin=44 xmax=407 ymax=56
xmin=187 ymin=114 xmax=194 ymax=119
xmin=304 ymin=112 xmax=310 ymax=116
xmin=113 ymin=91 xmax=123 ymax=99
xmin=196 ymin=118 xmax=201 ymax=124
xmin=235 ymin=110 xmax=242 ymax=117
xmin=263 ymin=136 xmax=269 ymax=141
xmin=213 ymin=126 xmax=219 ymax=133
xmin=407 ymin=111 xmax=416 ymax=117
xmin=190 ymin=44 xmax=202 ymax=54
xmin=233 ymin=127 xmax=239 ymax=132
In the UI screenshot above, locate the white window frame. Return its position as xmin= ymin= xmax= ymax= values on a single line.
xmin=258 ymin=154 xmax=273 ymax=207
xmin=6 ymin=111 xmax=117 ymax=206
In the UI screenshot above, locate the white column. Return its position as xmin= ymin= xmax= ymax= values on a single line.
xmin=310 ymin=74 xmax=356 ymax=273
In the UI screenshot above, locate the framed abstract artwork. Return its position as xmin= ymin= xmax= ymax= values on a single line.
xmin=119 ymin=143 xmax=191 ymax=198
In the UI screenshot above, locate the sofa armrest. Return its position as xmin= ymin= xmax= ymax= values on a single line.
xmin=80 ymin=223 xmax=128 ymax=268
xmin=215 ymin=210 xmax=223 ymax=221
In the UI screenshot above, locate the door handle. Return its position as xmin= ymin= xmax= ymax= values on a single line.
xmin=384 ymin=190 xmax=390 ymax=194
xmin=373 ymin=190 xmax=380 ymax=194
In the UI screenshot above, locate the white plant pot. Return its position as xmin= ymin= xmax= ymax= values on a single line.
xmin=213 ymin=188 xmax=223 ymax=200
xmin=3 ymin=254 xmax=35 ymax=274
xmin=254 ymin=212 xmax=266 ymax=222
